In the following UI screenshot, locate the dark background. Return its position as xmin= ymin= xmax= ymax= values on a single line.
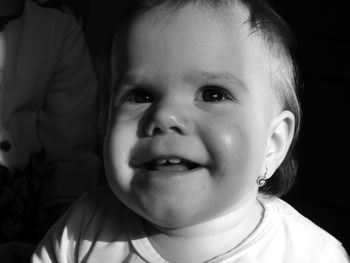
xmin=80 ymin=0 xmax=350 ymax=252
xmin=272 ymin=1 xmax=350 ymax=253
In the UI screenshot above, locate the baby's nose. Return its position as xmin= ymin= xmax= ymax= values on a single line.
xmin=144 ymin=100 xmax=192 ymax=136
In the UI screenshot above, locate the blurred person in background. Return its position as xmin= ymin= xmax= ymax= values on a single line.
xmin=0 ymin=0 xmax=100 ymax=261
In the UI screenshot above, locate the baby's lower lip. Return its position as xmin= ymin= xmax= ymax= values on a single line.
xmin=136 ymin=159 xmax=199 ymax=172
xmin=148 ymin=163 xmax=193 ymax=172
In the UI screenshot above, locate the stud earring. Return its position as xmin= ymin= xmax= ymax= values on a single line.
xmin=257 ymin=167 xmax=268 ymax=187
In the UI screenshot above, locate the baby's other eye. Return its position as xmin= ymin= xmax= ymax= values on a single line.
xmin=197 ymin=85 xmax=233 ymax=102
xmin=124 ymin=88 xmax=153 ymax=103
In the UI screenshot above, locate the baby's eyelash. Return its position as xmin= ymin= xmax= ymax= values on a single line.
xmin=120 ymin=87 xmax=153 ymax=104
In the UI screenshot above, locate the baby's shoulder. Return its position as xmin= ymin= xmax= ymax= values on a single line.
xmin=32 ymin=188 xmax=132 ymax=262
xmin=261 ymin=197 xmax=348 ymax=261
xmin=274 ymin=198 xmax=337 ymax=241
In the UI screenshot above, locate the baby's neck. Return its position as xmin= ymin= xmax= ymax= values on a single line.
xmin=144 ymin=196 xmax=264 ymax=263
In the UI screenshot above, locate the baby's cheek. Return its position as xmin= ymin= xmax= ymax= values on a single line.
xmin=105 ymin=123 xmax=138 ymax=189
xmin=206 ymin=123 xmax=260 ymax=189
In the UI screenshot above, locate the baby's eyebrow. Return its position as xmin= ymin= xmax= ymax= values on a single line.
xmin=116 ymin=72 xmax=156 ymax=94
xmin=184 ymin=71 xmax=247 ymax=91
xmin=118 ymin=73 xmax=144 ymax=85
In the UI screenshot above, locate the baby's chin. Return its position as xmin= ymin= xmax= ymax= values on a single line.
xmin=118 ymin=192 xmax=206 ymax=229
xmin=143 ymin=213 xmax=192 ymax=230
xmin=140 ymin=205 xmax=195 ymax=229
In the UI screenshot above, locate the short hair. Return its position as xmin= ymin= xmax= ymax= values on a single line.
xmin=111 ymin=0 xmax=302 ymax=197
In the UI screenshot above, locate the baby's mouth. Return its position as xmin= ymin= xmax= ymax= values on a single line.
xmin=137 ymin=157 xmax=199 ymax=172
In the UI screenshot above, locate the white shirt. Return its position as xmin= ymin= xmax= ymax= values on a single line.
xmin=32 ymin=186 xmax=349 ymax=263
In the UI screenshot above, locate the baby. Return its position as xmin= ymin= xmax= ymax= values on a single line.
xmin=32 ymin=0 xmax=349 ymax=262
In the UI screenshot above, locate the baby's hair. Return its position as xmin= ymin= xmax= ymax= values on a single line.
xmin=111 ymin=0 xmax=302 ymax=197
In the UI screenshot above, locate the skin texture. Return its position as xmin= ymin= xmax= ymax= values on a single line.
xmin=104 ymin=3 xmax=294 ymax=262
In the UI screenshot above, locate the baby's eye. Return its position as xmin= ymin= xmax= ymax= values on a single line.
xmin=124 ymin=88 xmax=153 ymax=103
xmin=197 ymin=85 xmax=233 ymax=102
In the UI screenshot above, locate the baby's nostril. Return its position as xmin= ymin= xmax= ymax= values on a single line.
xmin=169 ymin=126 xmax=183 ymax=134
xmin=152 ymin=127 xmax=163 ymax=135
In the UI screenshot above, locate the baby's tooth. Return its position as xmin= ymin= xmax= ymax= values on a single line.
xmin=156 ymin=158 xmax=167 ymax=165
xmin=168 ymin=158 xmax=181 ymax=164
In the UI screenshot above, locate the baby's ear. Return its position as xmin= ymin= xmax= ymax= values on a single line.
xmin=264 ymin=111 xmax=295 ymax=178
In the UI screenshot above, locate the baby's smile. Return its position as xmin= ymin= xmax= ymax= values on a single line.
xmin=134 ymin=156 xmax=200 ymax=173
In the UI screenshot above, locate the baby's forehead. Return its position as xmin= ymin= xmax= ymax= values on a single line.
xmin=133 ymin=1 xmax=252 ymax=34
xmin=128 ymin=1 xmax=268 ymax=61
xmin=128 ymin=1 xmax=271 ymax=66
xmin=126 ymin=3 xmax=273 ymax=76
xmin=129 ymin=3 xmax=270 ymax=66
xmin=126 ymin=3 xmax=278 ymax=102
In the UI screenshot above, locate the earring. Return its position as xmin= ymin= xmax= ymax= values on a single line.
xmin=257 ymin=167 xmax=268 ymax=187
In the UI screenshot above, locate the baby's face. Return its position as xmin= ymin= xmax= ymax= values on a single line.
xmin=105 ymin=4 xmax=275 ymax=227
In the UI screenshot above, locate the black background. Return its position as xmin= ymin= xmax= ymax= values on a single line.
xmin=273 ymin=1 xmax=350 ymax=252
xmin=82 ymin=0 xmax=350 ymax=252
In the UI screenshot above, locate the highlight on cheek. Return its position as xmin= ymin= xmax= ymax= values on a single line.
xmin=222 ymin=134 xmax=234 ymax=146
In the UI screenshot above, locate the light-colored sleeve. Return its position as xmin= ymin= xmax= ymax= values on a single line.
xmin=31 ymin=194 xmax=87 ymax=263
xmin=37 ymin=14 xmax=101 ymax=206
xmin=318 ymin=241 xmax=350 ymax=263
